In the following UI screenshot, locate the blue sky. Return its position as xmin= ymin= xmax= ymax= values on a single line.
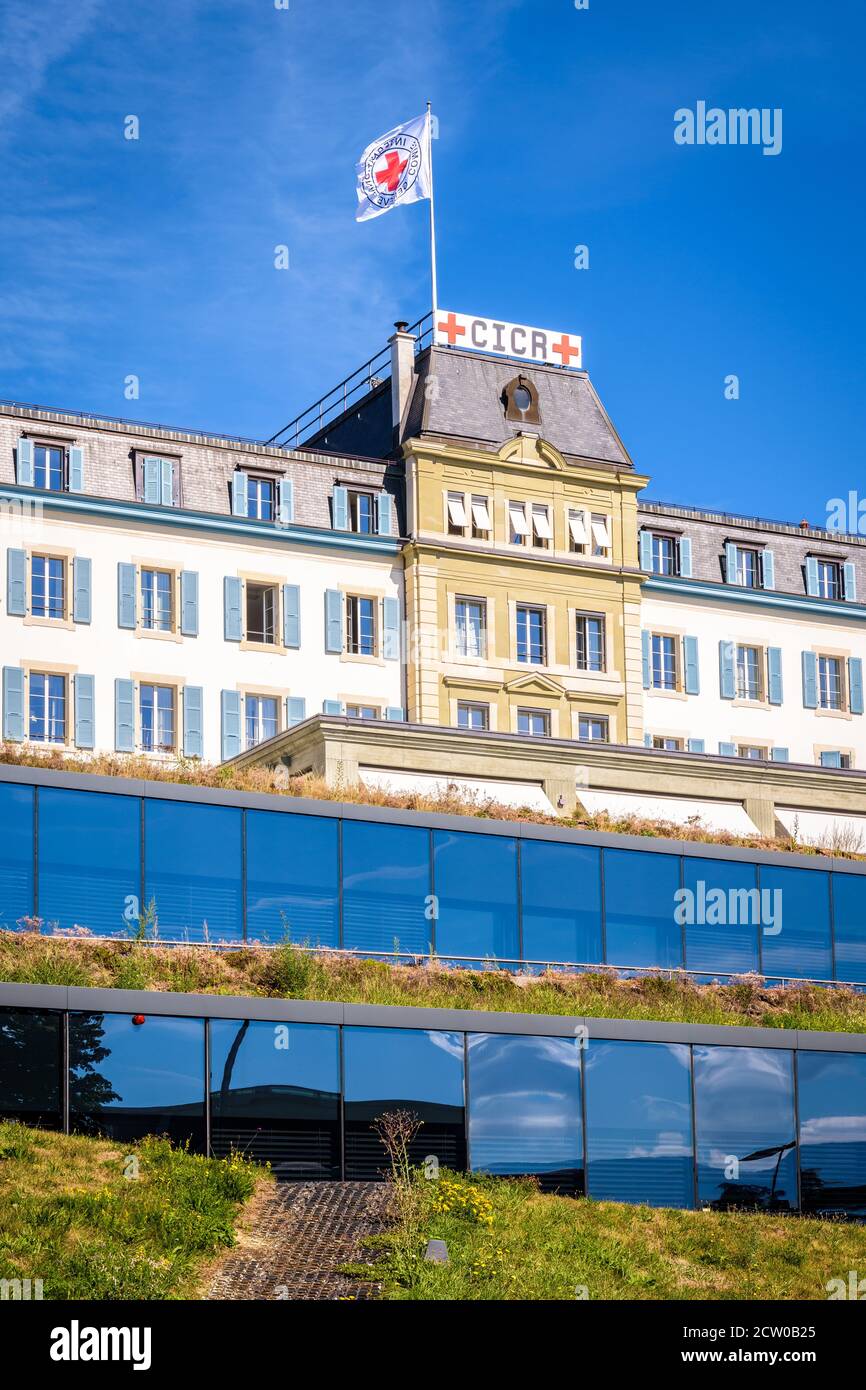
xmin=1 ymin=0 xmax=863 ymax=520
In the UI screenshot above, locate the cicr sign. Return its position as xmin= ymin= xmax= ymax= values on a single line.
xmin=434 ymin=310 xmax=582 ymax=369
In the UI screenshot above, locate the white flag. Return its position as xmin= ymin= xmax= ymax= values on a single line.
xmin=355 ymin=112 xmax=432 ymax=222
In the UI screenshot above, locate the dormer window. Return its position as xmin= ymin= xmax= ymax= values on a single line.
xmin=502 ymin=374 xmax=541 ymax=425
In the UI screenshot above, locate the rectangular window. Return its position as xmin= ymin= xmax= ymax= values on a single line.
xmin=38 ymin=788 xmax=141 ymax=938
xmin=798 ymin=1051 xmax=866 ymax=1218
xmin=652 ymin=735 xmax=683 ymax=750
xmin=576 ymin=613 xmax=605 ymax=671
xmin=651 ymin=534 xmax=677 ymax=575
xmin=247 ymin=476 xmax=275 ymax=521
xmin=0 ymin=1006 xmax=61 ymax=1130
xmin=470 ymin=495 xmax=491 ymax=538
xmin=144 ymin=799 xmax=243 ymax=943
xmin=446 ymin=491 xmax=467 ymax=535
xmin=737 ymin=744 xmax=766 ymax=760
xmin=517 ymin=707 xmax=550 ymax=737
xmin=29 ymin=673 xmax=66 ymax=743
xmin=818 ymin=654 xmax=844 ymax=710
xmin=651 ymin=634 xmax=677 ymax=690
xmin=246 ymin=810 xmax=339 ymax=946
xmin=567 ymin=509 xmax=587 ymax=553
xmin=345 ymin=704 xmax=379 ymax=720
xmin=33 ymin=443 xmax=65 ymax=492
xmin=343 ymin=821 xmax=431 ymax=955
xmin=30 ymin=555 xmax=65 ymax=620
xmin=245 ymin=694 xmax=278 ymax=749
xmin=454 ymin=597 xmax=486 ymax=658
xmin=816 ymin=559 xmax=843 ymax=599
xmin=245 ymin=582 xmax=278 ymax=645
xmin=0 ymin=784 xmax=35 ymax=931
xmin=140 ymin=683 xmax=175 ymax=752
xmin=694 ymin=1045 xmax=796 ymax=1212
xmin=578 ymin=714 xmax=609 ymax=742
xmin=457 ymin=701 xmax=489 ymax=731
xmin=831 ymin=873 xmax=866 ymax=984
xmin=140 ymin=568 xmax=173 ymax=632
xmin=733 ymin=546 xmax=760 ymax=588
xmin=603 ymin=848 xmax=682 ymax=968
xmin=531 ymin=503 xmax=551 ymax=549
xmin=509 ymin=501 xmax=529 ymax=544
xmin=520 ymin=840 xmax=603 ymax=966
xmin=349 ymin=491 xmax=375 ymax=534
xmin=433 ymin=830 xmax=519 ymax=962
xmin=516 ymin=604 xmax=546 ymax=664
xmin=736 ymin=644 xmax=763 ymax=700
xmin=590 ymin=513 xmax=611 ymax=558
xmin=760 ymin=865 xmax=832 ymax=980
xmin=682 ymin=858 xmax=760 ymax=976
xmin=346 ymin=596 xmax=376 ymax=656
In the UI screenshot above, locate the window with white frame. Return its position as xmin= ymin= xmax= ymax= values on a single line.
xmin=517 ymin=707 xmax=550 ymax=737
xmin=818 ymin=654 xmax=844 ymax=710
xmin=578 ymin=713 xmax=609 ymax=742
xmin=247 ymin=476 xmax=276 ymax=522
xmin=141 ymin=568 xmax=173 ymax=632
xmin=245 ymin=694 xmax=279 ymax=749
xmin=650 ymin=634 xmax=678 ymax=690
xmin=457 ymin=701 xmax=489 ymax=731
xmin=140 ymin=683 xmax=175 ymax=753
xmin=530 ymin=503 xmax=552 ymax=549
xmin=346 ymin=595 xmax=377 ymax=656
xmin=731 ymin=545 xmax=761 ymax=588
xmin=516 ymin=604 xmax=546 ymax=664
xmin=470 ymin=495 xmax=491 ymax=539
xmin=508 ymin=501 xmax=530 ymax=545
xmin=30 ymin=555 xmax=66 ymax=620
xmin=346 ymin=703 xmax=380 ymax=720
xmin=651 ymin=534 xmax=677 ymax=575
xmin=652 ymin=735 xmax=684 ymax=750
xmin=29 ymin=672 xmax=66 ymax=743
xmin=590 ymin=513 xmax=611 ymax=558
xmin=33 ymin=443 xmax=66 ymax=492
xmin=736 ymin=644 xmax=763 ymax=701
xmin=737 ymin=744 xmax=767 ymax=761
xmin=567 ymin=508 xmax=588 ymax=554
xmin=446 ymin=491 xmax=468 ymax=536
xmin=246 ymin=581 xmax=278 ymax=645
xmin=349 ymin=491 xmax=376 ymax=534
xmin=576 ymin=613 xmax=605 ymax=672
xmin=454 ymin=596 xmax=487 ymax=658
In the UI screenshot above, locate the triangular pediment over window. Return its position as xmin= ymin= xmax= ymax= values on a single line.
xmin=503 ymin=672 xmax=565 ymax=697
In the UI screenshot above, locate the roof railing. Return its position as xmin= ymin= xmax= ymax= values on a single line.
xmin=267 ymin=311 xmax=434 ymax=449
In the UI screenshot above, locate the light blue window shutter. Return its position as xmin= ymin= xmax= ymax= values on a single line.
xmin=16 ymin=437 xmax=34 ymax=486
xmin=224 ymin=576 xmax=243 ymax=641
xmin=820 ymin=750 xmax=842 ymax=768
xmin=142 ymin=457 xmax=160 ymax=504
xmin=377 ymin=491 xmax=393 ymax=536
xmin=69 ymin=445 xmax=85 ymax=493
xmin=160 ymin=458 xmax=174 ymax=507
xmin=278 ymin=476 xmax=294 ymax=525
xmin=322 ymin=699 xmax=343 ymax=715
xmin=114 ymin=678 xmax=135 ymax=752
xmin=283 ymin=584 xmax=301 ymax=649
xmin=761 ymin=549 xmax=775 ymax=590
xmin=683 ymin=636 xmax=699 ymax=695
xmin=382 ymin=596 xmax=400 ymax=660
xmin=638 ymin=531 xmax=653 ymax=572
xmin=805 ymin=556 xmax=819 ymax=597
xmin=73 ymin=674 xmax=95 ymax=749
xmin=324 ymin=589 xmax=343 ymax=652
xmin=332 ymin=486 xmax=349 ymax=530
xmin=73 ymin=557 xmax=92 ymax=624
xmin=849 ymin=657 xmax=864 ymax=715
xmin=687 ymin=738 xmax=705 ymax=753
xmin=2 ymin=667 xmax=25 ymax=741
xmin=718 ymin=741 xmax=736 ymax=756
xmin=719 ymin=640 xmax=735 ymax=699
xmin=725 ymin=542 xmax=739 ymax=584
xmin=180 ymin=570 xmax=199 ymax=636
xmin=802 ymin=650 xmax=818 ymax=708
xmin=117 ymin=563 xmax=137 ymax=628
xmin=6 ymin=549 xmax=26 ymax=616
xmin=286 ymin=696 xmax=306 ymax=727
xmin=640 ymin=630 xmax=651 ymax=689
xmin=678 ymin=536 xmax=692 ymax=578
xmin=385 ymin=706 xmax=404 ymax=721
xmin=767 ymin=646 xmax=783 ymax=705
xmin=644 ymin=733 xmax=653 ymax=747
xmin=844 ymin=562 xmax=857 ymax=601
xmin=183 ymin=686 xmax=204 ymax=758
xmin=771 ymin=747 xmax=789 ymax=762
xmin=221 ymin=690 xmax=241 ymax=760
xmin=231 ymin=471 xmax=248 ymax=517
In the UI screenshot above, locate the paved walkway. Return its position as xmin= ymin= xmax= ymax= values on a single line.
xmin=207 ymin=1181 xmax=393 ymax=1301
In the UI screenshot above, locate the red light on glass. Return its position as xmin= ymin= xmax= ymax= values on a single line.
xmin=132 ymin=1014 xmax=146 ymax=1026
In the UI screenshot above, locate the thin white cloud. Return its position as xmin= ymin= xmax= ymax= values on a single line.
xmin=0 ymin=0 xmax=105 ymax=130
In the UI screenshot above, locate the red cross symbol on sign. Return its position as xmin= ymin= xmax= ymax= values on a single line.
xmin=551 ymin=334 xmax=580 ymax=366
xmin=375 ymin=150 xmax=408 ymax=193
xmin=437 ymin=312 xmax=466 ymax=345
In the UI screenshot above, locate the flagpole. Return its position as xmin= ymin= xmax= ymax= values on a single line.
xmin=426 ymin=100 xmax=439 ymax=327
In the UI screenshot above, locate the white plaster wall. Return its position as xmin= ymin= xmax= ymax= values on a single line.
xmin=642 ymin=591 xmax=866 ymax=765
xmin=0 ymin=507 xmax=404 ymax=763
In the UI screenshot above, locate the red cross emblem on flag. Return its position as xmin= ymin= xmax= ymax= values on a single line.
xmin=374 ymin=150 xmax=409 ymax=193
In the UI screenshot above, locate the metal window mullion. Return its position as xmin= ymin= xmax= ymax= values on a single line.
xmin=689 ymin=1043 xmax=699 ymax=1210
xmin=204 ymin=1017 xmax=212 ymax=1157
xmin=792 ymin=1049 xmax=802 ymax=1214
xmin=62 ymin=1009 xmax=70 ymax=1135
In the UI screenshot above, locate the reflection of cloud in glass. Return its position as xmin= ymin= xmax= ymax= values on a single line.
xmin=801 ymin=1115 xmax=866 ymax=1143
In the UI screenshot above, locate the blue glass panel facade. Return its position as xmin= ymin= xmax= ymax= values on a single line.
xmin=603 ymin=849 xmax=683 ymax=969
xmin=520 ymin=841 xmax=602 ymax=964
xmin=342 ymin=820 xmax=431 ymax=955
xmin=245 ymin=811 xmax=338 ymax=946
xmin=343 ymin=1026 xmax=465 ymax=1179
xmin=467 ymin=1032 xmax=583 ymax=1191
xmin=694 ymin=1045 xmax=797 ymax=1211
xmin=38 ymin=788 xmax=140 ymax=938
xmin=0 ymin=783 xmax=34 ymax=931
xmin=69 ymin=1012 xmax=206 ymax=1149
xmin=798 ymin=1050 xmax=866 ymax=1218
xmin=830 ymin=873 xmax=866 ymax=984
xmin=144 ymin=800 xmax=243 ymax=943
xmin=682 ymin=856 xmax=760 ymax=977
xmin=585 ymin=1039 xmax=694 ymax=1207
xmin=433 ymin=831 xmax=519 ymax=961
xmin=0 ymin=1006 xmax=62 ymax=1129
xmin=209 ymin=1019 xmax=340 ymax=1178
xmin=758 ymin=866 xmax=832 ymax=981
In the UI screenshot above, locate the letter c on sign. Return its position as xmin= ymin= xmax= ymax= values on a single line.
xmin=470 ymin=319 xmax=488 ymax=349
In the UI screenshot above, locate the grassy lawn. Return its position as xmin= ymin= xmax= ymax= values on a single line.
xmin=367 ymin=1170 xmax=866 ymax=1301
xmin=3 ymin=930 xmax=866 ymax=1034
xmin=0 ymin=1120 xmax=261 ymax=1299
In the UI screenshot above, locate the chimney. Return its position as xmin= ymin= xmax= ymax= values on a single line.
xmin=389 ymin=321 xmax=416 ymax=432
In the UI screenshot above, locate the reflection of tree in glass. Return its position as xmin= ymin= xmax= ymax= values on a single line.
xmin=69 ymin=1014 xmax=120 ymax=1131
xmin=0 ymin=1011 xmax=59 ymax=1117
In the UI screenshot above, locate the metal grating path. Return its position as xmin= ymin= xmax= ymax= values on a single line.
xmin=206 ymin=1181 xmax=393 ymax=1301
